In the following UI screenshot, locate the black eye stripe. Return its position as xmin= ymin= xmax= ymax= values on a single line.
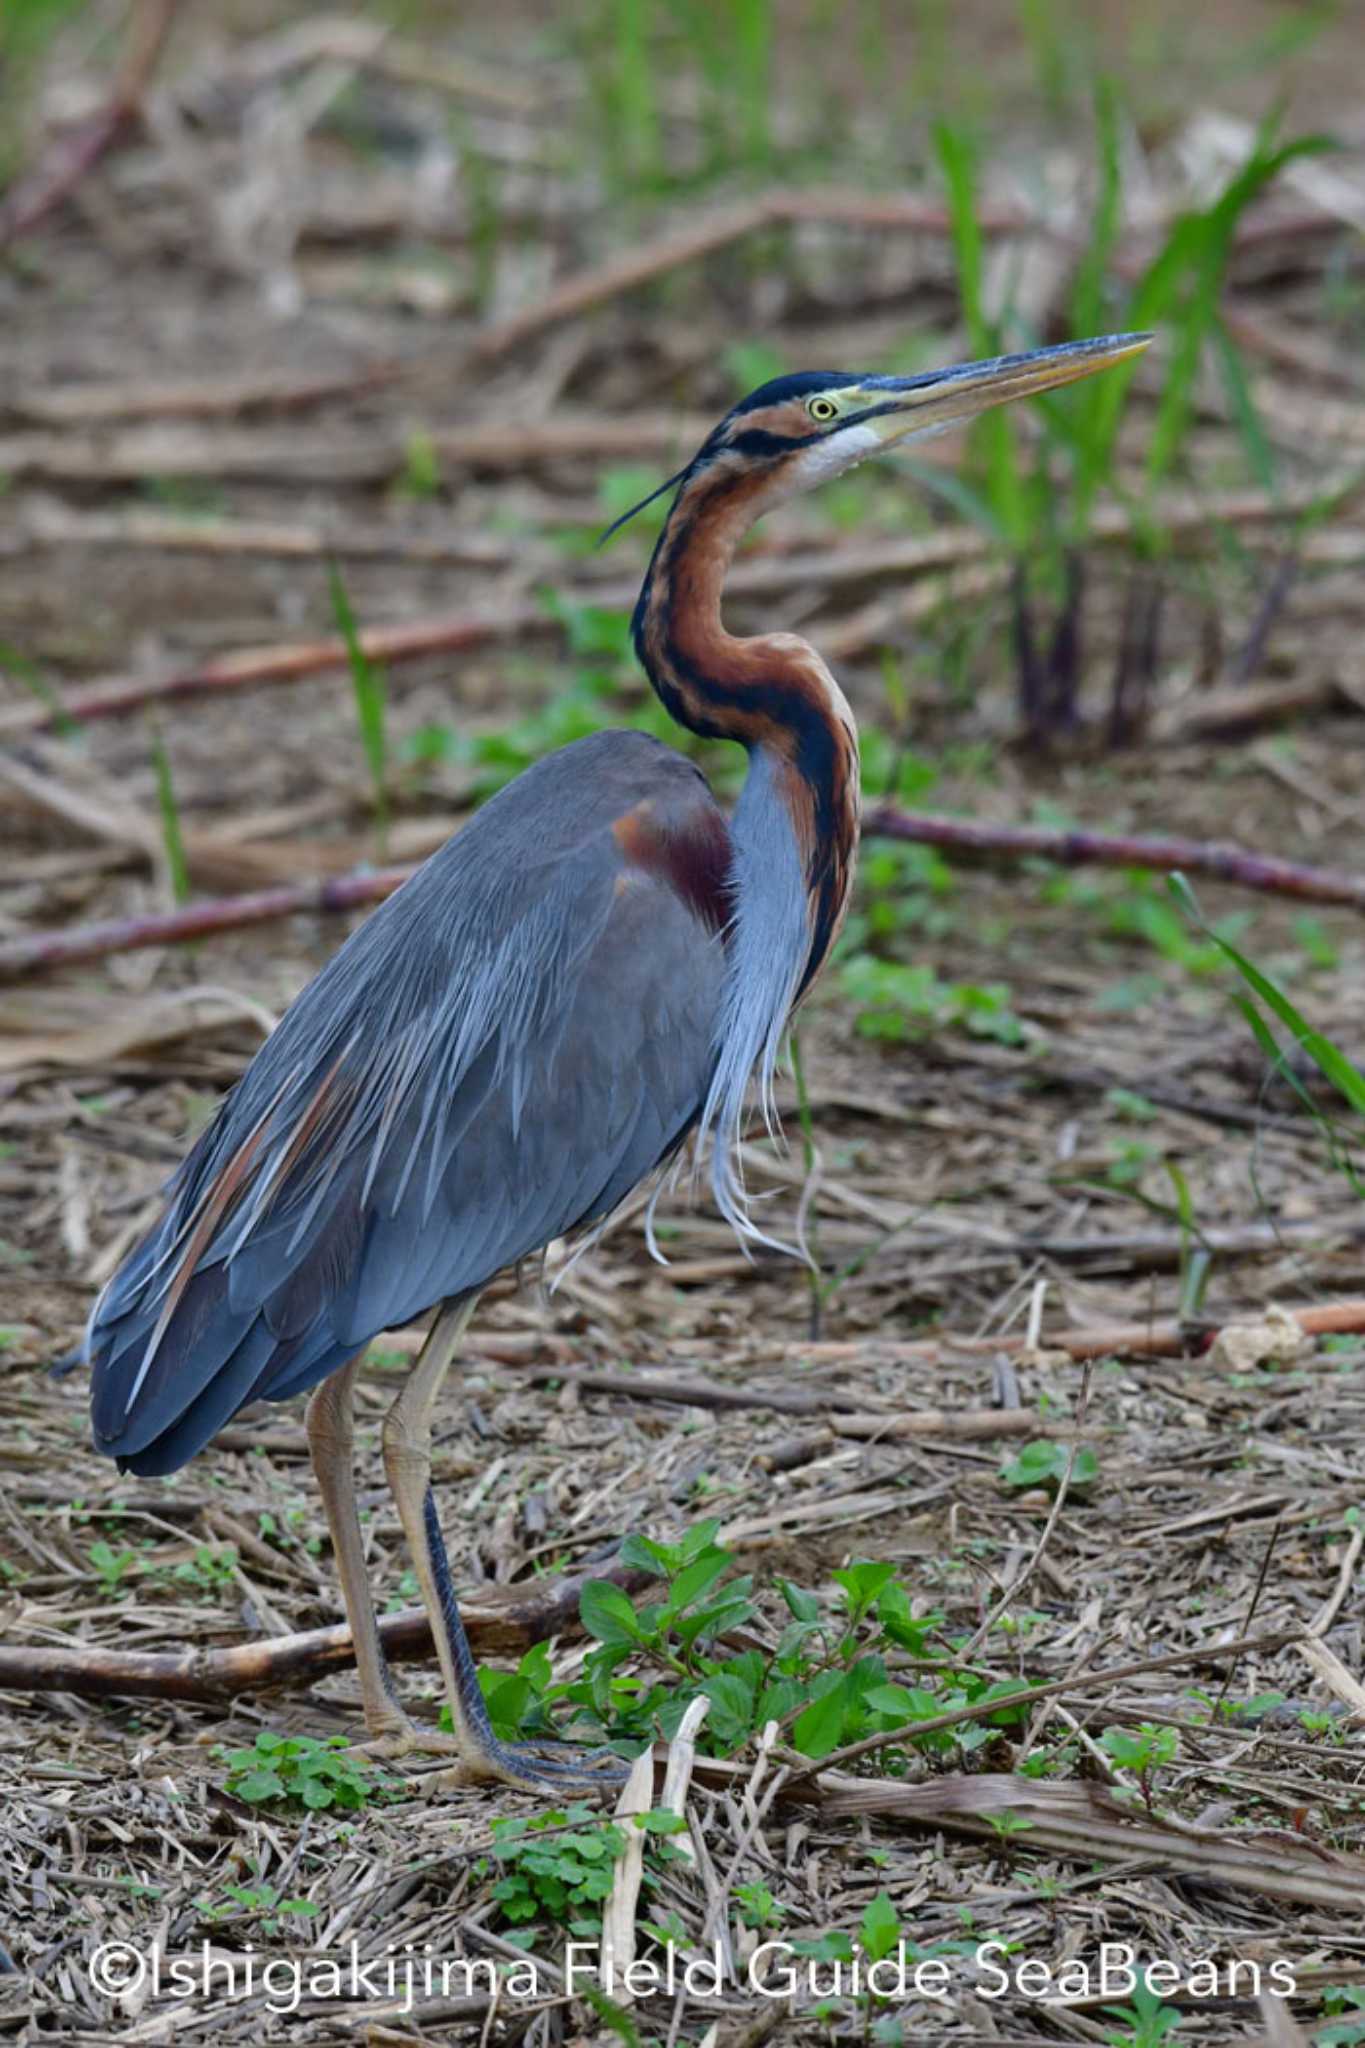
xmin=724 ymin=427 xmax=821 ymax=459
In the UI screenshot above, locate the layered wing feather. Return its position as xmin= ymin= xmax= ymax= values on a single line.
xmin=88 ymin=730 xmax=729 ymax=1475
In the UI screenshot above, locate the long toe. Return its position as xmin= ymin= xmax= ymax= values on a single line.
xmin=437 ymin=1737 xmax=634 ymax=1796
xmin=353 ymin=1723 xmax=468 ymax=1764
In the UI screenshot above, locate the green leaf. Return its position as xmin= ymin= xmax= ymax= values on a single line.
xmin=1171 ymin=876 xmax=1365 ymax=1118
xmin=701 ymin=1670 xmax=757 ymax=1747
xmin=777 ymin=1579 xmax=821 ymax=1624
xmin=579 ymin=1581 xmax=643 ymax=1647
xmin=860 ymin=1890 xmax=901 ymax=1964
xmin=663 ymin=1547 xmax=732 ymax=1614
xmin=792 ymin=1675 xmax=849 ymax=1760
xmin=233 ymin=1770 xmax=284 ymax=1803
xmin=999 ymin=1440 xmax=1098 ymax=1492
xmin=617 ymin=1531 xmax=675 ymax=1577
xmin=790 ymin=1930 xmax=856 ymax=1964
xmin=832 ymin=1559 xmax=896 ymax=1611
xmin=863 ymin=1682 xmax=941 ymax=1722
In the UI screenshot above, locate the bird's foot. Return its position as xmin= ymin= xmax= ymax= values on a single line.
xmin=352 ymin=1714 xmax=466 ymax=1765
xmin=431 ymin=1735 xmax=634 ymax=1797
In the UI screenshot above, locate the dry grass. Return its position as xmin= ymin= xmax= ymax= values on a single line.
xmin=3 ymin=3 xmax=1365 ymax=2042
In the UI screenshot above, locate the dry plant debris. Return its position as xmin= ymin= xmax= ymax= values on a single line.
xmin=2 ymin=3 xmax=1365 ymax=2043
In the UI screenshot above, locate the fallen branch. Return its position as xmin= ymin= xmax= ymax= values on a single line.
xmin=0 ymin=607 xmax=546 ymax=742
xmin=0 ymin=413 xmax=714 ymax=494
xmin=519 ymin=1367 xmax=1044 ymax=1442
xmin=0 ymin=870 xmax=410 ymax=978
xmin=787 ymin=1298 xmax=1365 ymax=1368
xmin=5 ymin=807 xmax=1363 ymax=979
xmin=461 ymin=194 xmax=1016 ymax=365
xmin=865 ymin=805 xmax=1365 ymax=911
xmin=0 ymin=1557 xmax=649 ymax=1707
xmin=8 ymin=363 xmax=404 ymax=427
xmin=0 ymin=0 xmax=178 ymax=248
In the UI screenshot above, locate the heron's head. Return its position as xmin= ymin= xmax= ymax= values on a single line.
xmin=687 ymin=332 xmax=1151 ymax=511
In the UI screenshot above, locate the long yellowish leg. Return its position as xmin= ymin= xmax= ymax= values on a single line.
xmin=382 ymin=1294 xmax=626 ymax=1793
xmin=307 ymin=1352 xmax=460 ymax=1756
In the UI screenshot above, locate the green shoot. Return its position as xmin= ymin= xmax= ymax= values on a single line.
xmin=1171 ymin=874 xmax=1364 ymax=1198
xmin=328 ymin=561 xmax=389 ymax=859
xmin=935 ymin=120 xmax=1029 ymax=548
xmin=148 ymin=724 xmax=191 ymax=907
xmin=0 ymin=640 xmax=77 ymax=736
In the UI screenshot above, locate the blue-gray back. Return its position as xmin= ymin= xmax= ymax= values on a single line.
xmin=88 ymin=730 xmax=729 ymax=1474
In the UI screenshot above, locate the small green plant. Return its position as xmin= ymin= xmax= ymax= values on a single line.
xmin=1316 ymin=1985 xmax=1365 ymax=2048
xmin=925 ymin=103 xmax=1332 ymax=744
xmin=1099 ymin=1723 xmax=1179 ymax=1809
xmin=219 ymin=1732 xmax=398 ymax=1813
xmin=482 ymin=1803 xmax=687 ymax=1939
xmin=171 ymin=1543 xmax=239 ymax=1596
xmin=1104 ymin=1974 xmax=1185 ymax=2047
xmin=199 ymin=1877 xmax=320 ymax=1936
xmin=983 ymin=1808 xmax=1035 ymax=1845
xmin=395 ymin=428 xmax=441 ymax=500
xmin=999 ymin=1440 xmax=1098 ymax=1493
xmin=485 ymin=1804 xmax=625 ymax=1933
xmin=734 ymin=1881 xmax=786 ymax=1929
xmin=470 ymin=1528 xmax=1035 ymax=1772
xmin=838 ymin=957 xmax=1028 ymax=1047
xmin=88 ymin=1541 xmax=139 ymax=1598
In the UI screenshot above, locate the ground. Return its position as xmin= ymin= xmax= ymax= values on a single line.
xmin=2 ymin=4 xmax=1365 ymax=2044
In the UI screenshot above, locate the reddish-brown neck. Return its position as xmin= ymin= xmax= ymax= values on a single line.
xmin=632 ymin=461 xmax=860 ymax=992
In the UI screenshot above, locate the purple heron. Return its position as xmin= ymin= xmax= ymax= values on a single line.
xmin=87 ymin=334 xmax=1148 ymax=1790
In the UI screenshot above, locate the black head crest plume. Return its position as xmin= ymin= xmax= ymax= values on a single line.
xmin=595 ymin=464 xmax=691 ymax=549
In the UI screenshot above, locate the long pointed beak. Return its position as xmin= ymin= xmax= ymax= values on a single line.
xmin=857 ymin=331 xmax=1152 ymax=444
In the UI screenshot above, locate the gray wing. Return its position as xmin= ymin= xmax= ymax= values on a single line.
xmin=88 ymin=729 xmax=730 ymax=1474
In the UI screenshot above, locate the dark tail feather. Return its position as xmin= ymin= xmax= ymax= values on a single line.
xmin=108 ymin=1316 xmax=279 ymax=1477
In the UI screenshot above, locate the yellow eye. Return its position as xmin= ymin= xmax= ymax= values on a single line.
xmin=808 ymin=395 xmax=839 ymax=423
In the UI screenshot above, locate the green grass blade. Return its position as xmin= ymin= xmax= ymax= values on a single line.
xmin=1071 ymin=77 xmax=1122 ymax=339
xmin=1210 ymin=315 xmax=1277 ymax=494
xmin=1170 ymin=875 xmax=1365 ymax=1117
xmin=148 ymin=726 xmax=191 ymax=908
xmin=0 ymin=640 xmax=78 ymax=737
xmin=328 ymin=561 xmax=389 ymax=859
xmin=934 ymin=120 xmax=1027 ymax=546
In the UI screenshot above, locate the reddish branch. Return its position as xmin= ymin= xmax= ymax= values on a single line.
xmin=0 ymin=870 xmax=410 ymax=976
xmin=0 ymin=0 xmax=179 ymax=248
xmin=0 ymin=608 xmax=546 ymax=742
xmin=2 ymin=805 xmax=1361 ymax=979
xmin=863 ymin=805 xmax=1365 ymax=911
xmin=797 ymin=1298 xmax=1365 ymax=1367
